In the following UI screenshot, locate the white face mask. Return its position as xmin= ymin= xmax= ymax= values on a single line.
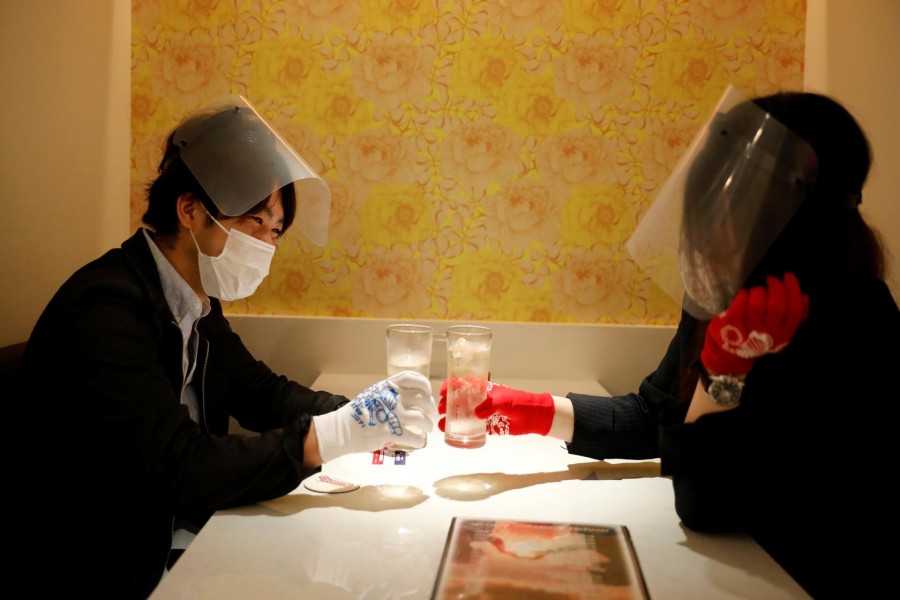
xmin=190 ymin=208 xmax=275 ymax=301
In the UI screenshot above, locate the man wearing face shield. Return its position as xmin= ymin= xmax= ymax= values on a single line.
xmin=433 ymin=87 xmax=898 ymax=596
xmin=12 ymin=97 xmax=437 ymax=599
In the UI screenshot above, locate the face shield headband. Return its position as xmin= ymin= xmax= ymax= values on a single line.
xmin=173 ymin=95 xmax=331 ymax=246
xmin=626 ymin=86 xmax=819 ymax=319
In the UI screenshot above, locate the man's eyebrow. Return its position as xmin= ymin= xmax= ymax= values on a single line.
xmin=263 ymin=206 xmax=284 ymax=223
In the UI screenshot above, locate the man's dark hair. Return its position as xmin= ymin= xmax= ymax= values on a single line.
xmin=142 ymin=119 xmax=297 ymax=236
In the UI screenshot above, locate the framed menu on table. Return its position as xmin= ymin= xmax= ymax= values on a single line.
xmin=431 ymin=517 xmax=651 ymax=599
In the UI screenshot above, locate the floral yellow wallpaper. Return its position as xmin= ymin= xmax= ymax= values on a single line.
xmin=131 ymin=0 xmax=806 ymax=325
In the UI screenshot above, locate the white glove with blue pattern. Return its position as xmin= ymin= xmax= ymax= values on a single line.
xmin=313 ymin=371 xmax=437 ymax=463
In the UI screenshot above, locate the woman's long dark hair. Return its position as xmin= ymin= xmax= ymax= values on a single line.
xmin=745 ymin=92 xmax=885 ymax=293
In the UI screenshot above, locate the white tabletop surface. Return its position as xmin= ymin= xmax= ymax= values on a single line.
xmin=150 ymin=373 xmax=809 ymax=599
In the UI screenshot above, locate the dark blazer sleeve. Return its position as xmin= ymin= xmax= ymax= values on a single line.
xmin=201 ymin=300 xmax=347 ymax=434
xmin=564 ymin=312 xmax=699 ymax=460
xmin=659 ymin=280 xmax=900 ymax=535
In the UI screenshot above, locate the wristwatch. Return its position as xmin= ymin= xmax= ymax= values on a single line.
xmin=698 ymin=366 xmax=744 ymax=407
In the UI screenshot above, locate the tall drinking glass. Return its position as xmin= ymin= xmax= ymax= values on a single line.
xmin=385 ymin=324 xmax=434 ymax=452
xmin=444 ymin=325 xmax=491 ymax=449
xmin=386 ymin=324 xmax=433 ymax=378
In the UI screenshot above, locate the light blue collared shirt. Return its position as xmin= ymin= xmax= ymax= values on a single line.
xmin=142 ymin=228 xmax=210 ymax=424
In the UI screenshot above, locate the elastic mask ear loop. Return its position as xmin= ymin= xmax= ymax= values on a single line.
xmin=190 ymin=203 xmax=230 ymax=255
xmin=198 ymin=202 xmax=231 ymax=234
xmin=190 ymin=229 xmax=202 ymax=252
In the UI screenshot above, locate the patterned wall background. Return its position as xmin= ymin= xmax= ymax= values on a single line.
xmin=131 ymin=0 xmax=805 ymax=325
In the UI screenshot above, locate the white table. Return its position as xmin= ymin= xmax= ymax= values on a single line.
xmin=150 ymin=374 xmax=809 ymax=599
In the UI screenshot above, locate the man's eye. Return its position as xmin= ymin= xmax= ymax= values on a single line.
xmin=251 ymin=216 xmax=263 ymax=225
xmin=272 ymin=228 xmax=283 ymax=239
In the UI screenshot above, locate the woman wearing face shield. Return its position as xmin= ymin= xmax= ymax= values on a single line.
xmin=11 ymin=97 xmax=437 ymax=599
xmin=647 ymin=89 xmax=899 ymax=597
xmin=435 ymin=88 xmax=898 ymax=597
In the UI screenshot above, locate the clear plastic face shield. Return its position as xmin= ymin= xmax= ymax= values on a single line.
xmin=173 ymin=95 xmax=331 ymax=245
xmin=626 ymin=86 xmax=818 ymax=319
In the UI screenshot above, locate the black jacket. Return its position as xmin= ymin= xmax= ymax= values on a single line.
xmin=561 ymin=278 xmax=900 ymax=597
xmin=565 ymin=311 xmax=700 ymax=460
xmin=660 ymin=280 xmax=900 ymax=598
xmin=13 ymin=230 xmax=347 ymax=598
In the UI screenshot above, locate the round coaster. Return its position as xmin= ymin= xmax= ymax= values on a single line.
xmin=302 ymin=473 xmax=360 ymax=494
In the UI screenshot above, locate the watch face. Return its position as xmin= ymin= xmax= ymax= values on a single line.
xmin=708 ymin=377 xmax=742 ymax=407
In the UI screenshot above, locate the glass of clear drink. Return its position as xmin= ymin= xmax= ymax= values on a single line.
xmin=444 ymin=325 xmax=491 ymax=449
xmin=385 ymin=324 xmax=434 ymax=452
xmin=386 ymin=324 xmax=433 ymax=378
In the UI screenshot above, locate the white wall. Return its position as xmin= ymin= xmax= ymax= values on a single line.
xmin=0 ymin=0 xmax=130 ymax=345
xmin=805 ymin=0 xmax=900 ymax=296
xmin=0 ymin=0 xmax=897 ymax=360
xmin=228 ymin=316 xmax=676 ymax=396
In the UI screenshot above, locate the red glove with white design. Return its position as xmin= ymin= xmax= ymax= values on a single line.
xmin=701 ymin=272 xmax=810 ymax=376
xmin=437 ymin=380 xmax=555 ymax=436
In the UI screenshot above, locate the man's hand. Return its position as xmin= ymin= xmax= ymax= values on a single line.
xmin=313 ymin=371 xmax=437 ymax=463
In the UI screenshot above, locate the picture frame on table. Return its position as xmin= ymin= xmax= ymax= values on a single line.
xmin=431 ymin=517 xmax=651 ymax=599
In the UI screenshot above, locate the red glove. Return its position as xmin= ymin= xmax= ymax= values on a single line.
xmin=438 ymin=380 xmax=554 ymax=436
xmin=701 ymin=272 xmax=810 ymax=376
